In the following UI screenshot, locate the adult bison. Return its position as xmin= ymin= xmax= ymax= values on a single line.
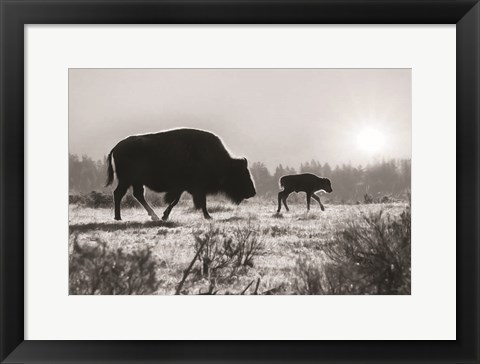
xmin=106 ymin=128 xmax=256 ymax=220
xmin=277 ymin=173 xmax=332 ymax=213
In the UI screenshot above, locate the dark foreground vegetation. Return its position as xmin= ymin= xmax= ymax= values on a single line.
xmin=295 ymin=207 xmax=411 ymax=295
xmin=69 ymin=203 xmax=411 ymax=295
xmin=69 ymin=236 xmax=160 ymax=295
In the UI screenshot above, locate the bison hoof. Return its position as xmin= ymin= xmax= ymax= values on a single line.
xmin=320 ymin=206 xmax=325 ymax=211
xmin=204 ymin=215 xmax=212 ymax=220
xmin=161 ymin=215 xmax=169 ymax=221
xmin=150 ymin=215 xmax=160 ymax=221
xmin=114 ymin=217 xmax=122 ymax=221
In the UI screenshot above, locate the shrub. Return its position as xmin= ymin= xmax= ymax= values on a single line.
xmin=192 ymin=221 xmax=265 ymax=280
xmin=295 ymin=206 xmax=411 ymax=295
xmin=85 ymin=191 xmax=112 ymax=208
xmin=69 ymin=194 xmax=84 ymax=205
xmin=294 ymin=256 xmax=326 ymax=294
xmin=270 ymin=225 xmax=289 ymax=237
xmin=69 ymin=236 xmax=160 ymax=295
xmin=174 ymin=222 xmax=267 ymax=294
xmin=364 ymin=193 xmax=374 ymax=204
xmin=380 ymin=195 xmax=391 ymax=203
xmin=363 ymin=193 xmax=393 ymax=204
xmin=232 ymin=220 xmax=266 ymax=268
xmin=69 ymin=190 xmax=165 ymax=209
xmin=193 ymin=225 xmax=237 ymax=279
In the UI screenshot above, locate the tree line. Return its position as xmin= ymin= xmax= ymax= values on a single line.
xmin=69 ymin=154 xmax=411 ymax=203
xmin=250 ymin=159 xmax=411 ymax=202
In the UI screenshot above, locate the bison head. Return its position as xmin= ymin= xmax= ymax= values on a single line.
xmin=319 ymin=178 xmax=333 ymax=193
xmin=223 ymin=158 xmax=256 ymax=204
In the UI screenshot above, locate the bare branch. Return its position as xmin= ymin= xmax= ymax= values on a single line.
xmin=175 ymin=239 xmax=207 ymax=295
xmin=240 ymin=280 xmax=255 ymax=295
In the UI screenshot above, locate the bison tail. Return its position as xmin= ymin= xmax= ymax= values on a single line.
xmin=105 ymin=151 xmax=115 ymax=187
xmin=279 ymin=176 xmax=285 ymax=190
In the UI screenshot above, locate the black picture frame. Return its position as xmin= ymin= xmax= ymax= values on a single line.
xmin=1 ymin=1 xmax=479 ymax=363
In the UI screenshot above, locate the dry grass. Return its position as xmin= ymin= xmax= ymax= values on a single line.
xmin=69 ymin=196 xmax=409 ymax=295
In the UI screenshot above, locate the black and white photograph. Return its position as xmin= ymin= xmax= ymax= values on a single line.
xmin=69 ymin=68 xmax=411 ymax=295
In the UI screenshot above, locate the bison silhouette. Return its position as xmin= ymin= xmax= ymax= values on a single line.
xmin=277 ymin=173 xmax=332 ymax=213
xmin=106 ymin=128 xmax=256 ymax=220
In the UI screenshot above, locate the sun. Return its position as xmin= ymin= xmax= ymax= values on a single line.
xmin=357 ymin=128 xmax=385 ymax=153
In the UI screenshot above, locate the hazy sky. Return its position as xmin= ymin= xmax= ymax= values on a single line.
xmin=69 ymin=69 xmax=411 ymax=171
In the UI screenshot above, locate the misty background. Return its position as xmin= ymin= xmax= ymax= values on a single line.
xmin=69 ymin=69 xmax=411 ymax=202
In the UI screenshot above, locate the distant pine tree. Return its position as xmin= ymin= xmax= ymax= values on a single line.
xmin=68 ymin=153 xmax=411 ymax=202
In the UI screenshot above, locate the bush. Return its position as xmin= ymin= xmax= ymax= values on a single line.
xmin=232 ymin=221 xmax=266 ymax=268
xmin=363 ymin=193 xmax=394 ymax=204
xmin=174 ymin=222 xmax=267 ymax=295
xmin=192 ymin=221 xmax=266 ymax=280
xmin=363 ymin=193 xmax=373 ymax=204
xmin=269 ymin=225 xmax=289 ymax=237
xmin=69 ymin=190 xmax=161 ymax=209
xmin=69 ymin=194 xmax=84 ymax=205
xmin=295 ymin=206 xmax=411 ymax=295
xmin=69 ymin=236 xmax=160 ymax=295
xmin=380 ymin=195 xmax=391 ymax=203
xmin=295 ymin=256 xmax=326 ymax=294
xmin=85 ymin=191 xmax=113 ymax=208
xmin=193 ymin=225 xmax=237 ymax=279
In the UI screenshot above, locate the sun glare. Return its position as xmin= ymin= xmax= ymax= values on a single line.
xmin=357 ymin=128 xmax=385 ymax=153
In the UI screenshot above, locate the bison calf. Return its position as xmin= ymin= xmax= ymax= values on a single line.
xmin=106 ymin=128 xmax=256 ymax=221
xmin=277 ymin=173 xmax=332 ymax=213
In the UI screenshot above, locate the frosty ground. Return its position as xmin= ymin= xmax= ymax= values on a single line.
xmin=69 ymin=197 xmax=409 ymax=295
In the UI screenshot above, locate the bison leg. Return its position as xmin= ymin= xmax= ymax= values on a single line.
xmin=133 ymin=185 xmax=160 ymax=221
xmin=277 ymin=190 xmax=290 ymax=213
xmin=162 ymin=191 xmax=182 ymax=221
xmin=277 ymin=191 xmax=283 ymax=213
xmin=193 ymin=192 xmax=211 ymax=219
xmin=113 ymin=182 xmax=129 ymax=220
xmin=278 ymin=190 xmax=290 ymax=212
xmin=311 ymin=193 xmax=325 ymax=211
xmin=306 ymin=192 xmax=312 ymax=211
xmin=282 ymin=195 xmax=290 ymax=211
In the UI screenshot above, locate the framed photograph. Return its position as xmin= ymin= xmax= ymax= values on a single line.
xmin=1 ymin=0 xmax=478 ymax=363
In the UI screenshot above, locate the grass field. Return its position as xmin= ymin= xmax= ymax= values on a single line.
xmin=69 ymin=196 xmax=410 ymax=295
